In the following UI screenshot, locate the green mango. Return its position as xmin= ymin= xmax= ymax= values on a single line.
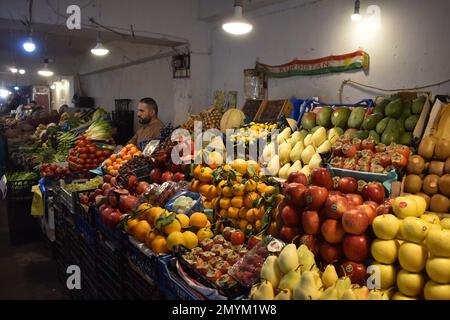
xmin=385 ymin=99 xmax=403 ymax=118
xmin=331 ymin=108 xmax=351 ymax=128
xmin=373 ymin=99 xmax=390 ymax=116
xmin=353 ymin=130 xmax=370 ymax=140
xmin=405 ymin=115 xmax=419 ymax=131
xmin=412 ymin=96 xmax=426 ymax=114
xmin=369 ymin=130 xmax=381 ymax=143
xmin=376 ymin=117 xmax=390 ymax=134
xmin=316 ymin=107 xmax=333 ymax=128
xmin=301 ymin=112 xmax=316 ymax=130
xmin=362 ymin=113 xmax=384 ymax=130
xmin=399 ymin=132 xmax=413 ymax=145
xmin=347 ymin=107 xmax=366 ymax=129
xmin=402 ymin=100 xmax=412 ymax=117
xmin=381 ymin=119 xmax=400 ymax=145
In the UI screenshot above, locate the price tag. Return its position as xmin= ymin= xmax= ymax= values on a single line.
xmin=142 ymin=140 xmax=160 ymax=156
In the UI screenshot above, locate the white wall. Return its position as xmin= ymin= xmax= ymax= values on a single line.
xmin=209 ymin=0 xmax=450 ymax=106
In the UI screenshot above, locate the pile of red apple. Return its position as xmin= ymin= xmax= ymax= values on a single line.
xmin=88 ymin=174 xmax=150 ymax=229
xmin=276 ymin=168 xmax=393 ymax=285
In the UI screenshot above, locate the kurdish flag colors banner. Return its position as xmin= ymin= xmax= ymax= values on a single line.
xmin=255 ymin=50 xmax=369 ymax=78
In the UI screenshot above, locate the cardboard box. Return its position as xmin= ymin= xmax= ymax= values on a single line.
xmin=423 ymin=98 xmax=450 ymax=139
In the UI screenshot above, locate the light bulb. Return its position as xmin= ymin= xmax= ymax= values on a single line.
xmin=19 ymin=69 xmax=25 ymax=74
xmin=23 ymin=37 xmax=36 ymax=52
xmin=50 ymin=84 xmax=56 ymax=90
xmin=91 ymin=42 xmax=109 ymax=56
xmin=222 ymin=5 xmax=253 ymax=35
xmin=0 ymin=89 xmax=11 ymax=98
xmin=10 ymin=67 xmax=18 ymax=73
xmin=351 ymin=13 xmax=362 ymax=21
xmin=14 ymin=86 xmax=20 ymax=91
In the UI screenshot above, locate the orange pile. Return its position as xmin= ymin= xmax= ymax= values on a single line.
xmin=104 ymin=144 xmax=141 ymax=176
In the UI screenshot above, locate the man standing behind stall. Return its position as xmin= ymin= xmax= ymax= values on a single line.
xmin=128 ymin=97 xmax=164 ymax=150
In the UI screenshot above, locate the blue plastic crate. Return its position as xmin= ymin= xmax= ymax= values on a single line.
xmin=124 ymin=237 xmax=160 ymax=281
xmin=94 ymin=210 xmax=128 ymax=246
xmin=157 ymin=255 xmax=204 ymax=300
xmin=74 ymin=213 xmax=96 ymax=251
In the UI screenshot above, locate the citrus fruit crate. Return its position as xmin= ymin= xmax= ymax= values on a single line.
xmin=123 ymin=263 xmax=160 ymax=300
xmin=158 ymin=255 xmax=205 ymax=300
xmin=124 ymin=236 xmax=160 ymax=281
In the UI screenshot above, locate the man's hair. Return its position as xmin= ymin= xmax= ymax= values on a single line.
xmin=139 ymin=97 xmax=158 ymax=115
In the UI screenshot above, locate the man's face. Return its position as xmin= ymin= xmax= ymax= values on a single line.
xmin=137 ymin=102 xmax=154 ymax=124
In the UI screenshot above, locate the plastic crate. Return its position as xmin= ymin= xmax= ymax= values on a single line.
xmin=158 ymin=256 xmax=205 ymax=300
xmin=73 ymin=213 xmax=97 ymax=251
xmin=59 ymin=182 xmax=95 ymax=214
xmin=6 ymin=176 xmax=38 ymax=201
xmin=123 ymin=265 xmax=160 ymax=300
xmin=94 ymin=209 xmax=128 ymax=246
xmin=96 ymin=237 xmax=125 ymax=277
xmin=124 ymin=236 xmax=160 ymax=281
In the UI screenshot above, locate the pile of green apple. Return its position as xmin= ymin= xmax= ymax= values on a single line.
xmin=250 ymin=244 xmax=391 ymax=300
xmin=370 ymin=194 xmax=450 ymax=300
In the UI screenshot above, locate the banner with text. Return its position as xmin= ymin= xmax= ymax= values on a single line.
xmin=255 ymin=50 xmax=369 ymax=78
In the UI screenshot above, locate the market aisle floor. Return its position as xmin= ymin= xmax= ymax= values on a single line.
xmin=0 ymin=202 xmax=69 ymax=299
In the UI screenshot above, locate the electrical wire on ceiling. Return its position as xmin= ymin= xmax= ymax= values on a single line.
xmin=44 ymin=0 xmax=189 ymax=45
xmin=339 ymin=78 xmax=450 ymax=103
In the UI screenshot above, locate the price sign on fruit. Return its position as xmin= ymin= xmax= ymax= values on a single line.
xmin=143 ymin=140 xmax=160 ymax=157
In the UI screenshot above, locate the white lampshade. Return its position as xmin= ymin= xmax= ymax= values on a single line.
xmin=91 ymin=42 xmax=109 ymax=56
xmin=222 ymin=5 xmax=253 ymax=35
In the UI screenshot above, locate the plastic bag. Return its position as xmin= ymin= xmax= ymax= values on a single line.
xmin=165 ymin=190 xmax=204 ymax=215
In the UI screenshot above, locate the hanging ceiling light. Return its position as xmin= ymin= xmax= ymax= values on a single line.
xmin=38 ymin=59 xmax=54 ymax=77
xmin=351 ymin=0 xmax=362 ymax=21
xmin=91 ymin=32 xmax=109 ymax=56
xmin=222 ymin=0 xmax=253 ymax=35
xmin=14 ymin=86 xmax=20 ymax=91
xmin=9 ymin=67 xmax=18 ymax=73
xmin=23 ymin=36 xmax=36 ymax=52
xmin=50 ymin=84 xmax=56 ymax=90
xmin=19 ymin=69 xmax=26 ymax=74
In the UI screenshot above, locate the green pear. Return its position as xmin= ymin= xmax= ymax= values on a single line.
xmin=322 ymin=265 xmax=338 ymax=288
xmin=278 ymin=244 xmax=299 ymax=274
xmin=352 ymin=285 xmax=369 ymax=300
xmin=290 ymin=141 xmax=304 ymax=162
xmin=278 ymin=266 xmax=302 ymax=291
xmin=260 ymin=255 xmax=283 ymax=288
xmin=252 ymin=280 xmax=274 ymax=300
xmin=278 ymin=163 xmax=291 ymax=179
xmin=368 ymin=289 xmax=389 ymax=300
xmin=335 ymin=277 xmax=352 ymax=299
xmin=288 ymin=160 xmax=302 ymax=176
xmin=311 ymin=270 xmax=323 ymax=289
xmin=341 ymin=288 xmax=357 ymax=300
xmin=279 ymin=141 xmax=292 ymax=165
xmin=319 ymin=286 xmax=339 ymax=300
xmin=292 ymin=271 xmax=322 ymax=300
xmin=274 ymin=289 xmax=292 ymax=300
xmin=290 ymin=131 xmax=302 ymax=145
xmin=297 ymin=245 xmax=318 ymax=273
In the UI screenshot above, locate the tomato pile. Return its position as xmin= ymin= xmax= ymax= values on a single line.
xmin=40 ymin=163 xmax=71 ymax=178
xmin=330 ymin=137 xmax=411 ymax=173
xmin=68 ymin=135 xmax=114 ymax=171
